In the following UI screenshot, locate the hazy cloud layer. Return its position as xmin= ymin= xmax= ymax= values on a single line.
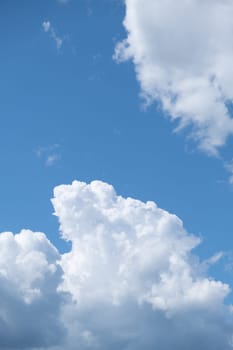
xmin=0 ymin=180 xmax=232 ymax=349
xmin=114 ymin=0 xmax=233 ymax=155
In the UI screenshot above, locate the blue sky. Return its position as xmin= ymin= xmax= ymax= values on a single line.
xmin=1 ymin=1 xmax=233 ymax=349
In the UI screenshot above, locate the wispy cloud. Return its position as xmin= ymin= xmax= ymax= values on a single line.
xmin=223 ymin=161 xmax=233 ymax=185
xmin=42 ymin=21 xmax=63 ymax=50
xmin=36 ymin=144 xmax=61 ymax=167
xmin=45 ymin=154 xmax=61 ymax=167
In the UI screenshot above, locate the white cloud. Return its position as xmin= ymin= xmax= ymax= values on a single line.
xmin=36 ymin=144 xmax=61 ymax=167
xmin=0 ymin=230 xmax=65 ymax=349
xmin=52 ymin=180 xmax=233 ymax=349
xmin=42 ymin=21 xmax=63 ymax=50
xmin=46 ymin=154 xmax=60 ymax=167
xmin=42 ymin=21 xmax=51 ymax=33
xmin=114 ymin=0 xmax=233 ymax=155
xmin=53 ymin=181 xmax=226 ymax=310
xmin=0 ymin=180 xmax=233 ymax=349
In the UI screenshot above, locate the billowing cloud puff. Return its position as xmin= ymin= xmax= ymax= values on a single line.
xmin=0 ymin=180 xmax=233 ymax=349
xmin=52 ymin=180 xmax=233 ymax=349
xmin=114 ymin=0 xmax=233 ymax=155
xmin=53 ymin=181 xmax=227 ymax=310
xmin=0 ymin=230 xmax=65 ymax=349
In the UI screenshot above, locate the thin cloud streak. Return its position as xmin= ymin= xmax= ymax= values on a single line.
xmin=42 ymin=21 xmax=63 ymax=50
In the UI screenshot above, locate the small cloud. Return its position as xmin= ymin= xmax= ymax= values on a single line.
xmin=203 ymin=252 xmax=225 ymax=268
xmin=36 ymin=144 xmax=61 ymax=167
xmin=42 ymin=21 xmax=64 ymax=50
xmin=224 ymin=161 xmax=233 ymax=185
xmin=46 ymin=154 xmax=61 ymax=167
xmin=42 ymin=21 xmax=51 ymax=32
xmin=224 ymin=252 xmax=233 ymax=273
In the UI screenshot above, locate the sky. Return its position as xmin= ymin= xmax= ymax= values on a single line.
xmin=1 ymin=0 xmax=233 ymax=349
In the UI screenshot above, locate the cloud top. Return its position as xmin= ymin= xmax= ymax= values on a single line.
xmin=53 ymin=180 xmax=228 ymax=311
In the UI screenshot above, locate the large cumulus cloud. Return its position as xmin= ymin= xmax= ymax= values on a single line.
xmin=53 ymin=180 xmax=233 ymax=350
xmin=114 ymin=0 xmax=233 ymax=155
xmin=0 ymin=180 xmax=233 ymax=349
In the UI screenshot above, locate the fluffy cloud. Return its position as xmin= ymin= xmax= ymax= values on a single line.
xmin=0 ymin=230 xmax=65 ymax=349
xmin=52 ymin=180 xmax=233 ymax=349
xmin=114 ymin=0 xmax=233 ymax=155
xmin=1 ymin=180 xmax=233 ymax=349
xmin=53 ymin=181 xmax=227 ymax=310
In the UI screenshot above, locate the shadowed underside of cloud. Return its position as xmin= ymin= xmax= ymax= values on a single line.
xmin=114 ymin=0 xmax=233 ymax=155
xmin=0 ymin=230 xmax=65 ymax=349
xmin=0 ymin=180 xmax=232 ymax=349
